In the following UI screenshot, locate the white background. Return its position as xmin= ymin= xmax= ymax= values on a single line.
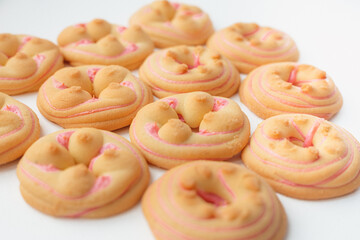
xmin=0 ymin=0 xmax=360 ymax=239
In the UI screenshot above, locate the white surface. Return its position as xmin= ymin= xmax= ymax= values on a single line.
xmin=0 ymin=0 xmax=360 ymax=239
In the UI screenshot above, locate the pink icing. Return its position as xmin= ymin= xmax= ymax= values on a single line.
xmin=117 ymin=26 xmax=127 ymax=33
xmin=287 ymin=66 xmax=298 ymax=84
xmin=52 ymin=78 xmax=68 ymax=89
xmin=303 ymin=121 xmax=321 ymax=147
xmin=161 ymin=97 xmax=178 ymax=108
xmin=17 ymin=36 xmax=32 ymax=51
xmin=171 ymin=2 xmax=180 ymax=9
xmin=73 ymin=39 xmax=93 ymax=47
xmin=34 ymin=54 xmax=46 ymax=67
xmin=196 ymin=189 xmax=227 ymax=207
xmin=87 ymin=67 xmax=101 ymax=82
xmin=56 ymin=131 xmax=75 ymax=149
xmin=3 ymin=104 xmax=22 ymax=118
xmin=26 ymin=160 xmax=60 ymax=172
xmin=88 ymin=143 xmax=120 ymax=171
xmin=64 ymin=42 xmax=138 ymax=59
xmin=120 ymin=81 xmax=135 ymax=91
xmin=212 ymin=97 xmax=228 ymax=111
xmin=74 ymin=23 xmax=86 ymax=28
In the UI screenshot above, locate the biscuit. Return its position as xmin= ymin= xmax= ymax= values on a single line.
xmin=129 ymin=0 xmax=214 ymax=48
xmin=0 ymin=92 xmax=40 ymax=165
xmin=207 ymin=23 xmax=299 ymax=73
xmin=241 ymin=114 xmax=360 ymax=199
xmin=139 ymin=45 xmax=240 ymax=98
xmin=130 ymin=92 xmax=250 ymax=169
xmin=57 ymin=19 xmax=154 ymax=70
xmin=17 ymin=128 xmax=150 ymax=218
xmin=37 ymin=65 xmax=153 ymax=130
xmin=0 ymin=33 xmax=63 ymax=95
xmin=239 ymin=62 xmax=342 ymax=119
xmin=142 ymin=161 xmax=287 ymax=240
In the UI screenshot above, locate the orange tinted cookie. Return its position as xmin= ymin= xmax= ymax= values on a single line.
xmin=239 ymin=62 xmax=342 ymax=119
xmin=0 ymin=93 xmax=40 ymax=165
xmin=142 ymin=161 xmax=287 ymax=240
xmin=130 ymin=92 xmax=250 ymax=169
xmin=241 ymin=114 xmax=360 ymax=199
xmin=207 ymin=23 xmax=299 ymax=73
xmin=0 ymin=33 xmax=63 ymax=95
xmin=129 ymin=1 xmax=214 ymax=48
xmin=37 ymin=65 xmax=153 ymax=130
xmin=17 ymin=128 xmax=150 ymax=218
xmin=139 ymin=45 xmax=240 ymax=98
xmin=57 ymin=19 xmax=154 ymax=70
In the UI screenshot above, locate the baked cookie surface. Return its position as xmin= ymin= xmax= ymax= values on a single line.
xmin=0 ymin=93 xmax=40 ymax=165
xmin=0 ymin=33 xmax=63 ymax=95
xmin=139 ymin=45 xmax=240 ymax=98
xmin=207 ymin=23 xmax=299 ymax=73
xmin=130 ymin=92 xmax=250 ymax=169
xmin=57 ymin=19 xmax=154 ymax=70
xmin=239 ymin=62 xmax=342 ymax=119
xmin=37 ymin=65 xmax=153 ymax=130
xmin=142 ymin=160 xmax=287 ymax=240
xmin=17 ymin=128 xmax=150 ymax=218
xmin=241 ymin=114 xmax=360 ymax=199
xmin=129 ymin=0 xmax=214 ymax=48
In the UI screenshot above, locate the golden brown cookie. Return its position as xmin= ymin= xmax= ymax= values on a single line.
xmin=37 ymin=65 xmax=153 ymax=130
xmin=17 ymin=128 xmax=150 ymax=218
xmin=241 ymin=114 xmax=360 ymax=199
xmin=0 ymin=33 xmax=63 ymax=95
xmin=0 ymin=92 xmax=40 ymax=165
xmin=142 ymin=161 xmax=287 ymax=240
xmin=207 ymin=23 xmax=299 ymax=73
xmin=130 ymin=92 xmax=250 ymax=169
xmin=57 ymin=19 xmax=154 ymax=70
xmin=239 ymin=62 xmax=343 ymax=119
xmin=129 ymin=0 xmax=214 ymax=48
xmin=139 ymin=45 xmax=240 ymax=98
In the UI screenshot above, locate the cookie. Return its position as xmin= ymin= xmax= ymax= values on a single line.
xmin=142 ymin=161 xmax=287 ymax=240
xmin=0 ymin=33 xmax=63 ymax=95
xmin=57 ymin=19 xmax=154 ymax=70
xmin=139 ymin=45 xmax=240 ymax=98
xmin=239 ymin=62 xmax=342 ymax=119
xmin=17 ymin=128 xmax=150 ymax=218
xmin=129 ymin=0 xmax=214 ymax=48
xmin=207 ymin=23 xmax=299 ymax=73
xmin=241 ymin=114 xmax=360 ymax=199
xmin=37 ymin=65 xmax=153 ymax=130
xmin=0 ymin=93 xmax=40 ymax=165
xmin=130 ymin=92 xmax=250 ymax=169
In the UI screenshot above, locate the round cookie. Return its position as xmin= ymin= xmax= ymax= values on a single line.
xmin=57 ymin=19 xmax=154 ymax=70
xmin=129 ymin=0 xmax=214 ymax=48
xmin=0 ymin=33 xmax=64 ymax=95
xmin=241 ymin=114 xmax=360 ymax=200
xmin=239 ymin=62 xmax=342 ymax=120
xmin=142 ymin=161 xmax=287 ymax=240
xmin=37 ymin=65 xmax=153 ymax=130
xmin=139 ymin=45 xmax=240 ymax=98
xmin=207 ymin=23 xmax=299 ymax=73
xmin=17 ymin=128 xmax=150 ymax=218
xmin=130 ymin=92 xmax=250 ymax=169
xmin=0 ymin=93 xmax=40 ymax=165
